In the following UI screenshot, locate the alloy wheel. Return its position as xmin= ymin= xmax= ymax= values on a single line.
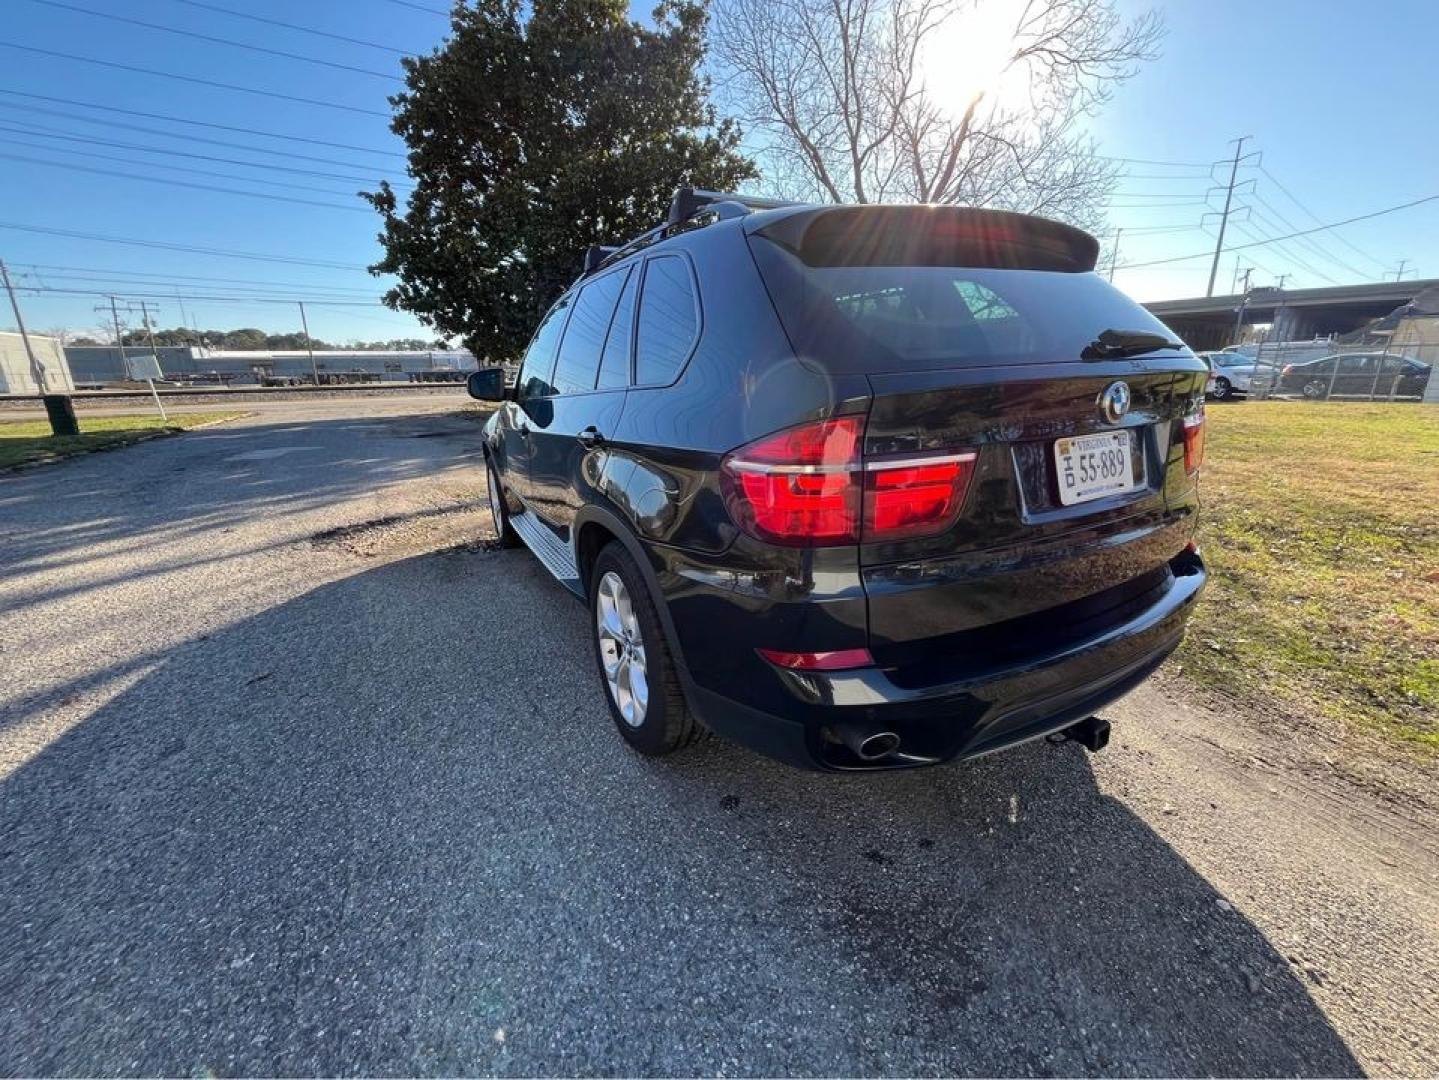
xmin=595 ymin=570 xmax=649 ymax=727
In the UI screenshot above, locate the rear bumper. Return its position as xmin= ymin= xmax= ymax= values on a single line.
xmin=683 ymin=549 xmax=1206 ymax=771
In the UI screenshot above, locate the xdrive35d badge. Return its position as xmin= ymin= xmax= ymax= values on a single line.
xmin=467 ymin=187 xmax=1207 ymax=771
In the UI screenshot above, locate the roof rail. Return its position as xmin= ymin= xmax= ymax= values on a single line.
xmin=583 ymin=244 xmax=619 ymax=274
xmin=578 ymin=188 xmax=808 ymax=281
xmin=666 ymin=186 xmax=806 ymax=225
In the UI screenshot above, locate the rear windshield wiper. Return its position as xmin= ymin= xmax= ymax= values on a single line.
xmin=1082 ymin=329 xmax=1185 ymax=360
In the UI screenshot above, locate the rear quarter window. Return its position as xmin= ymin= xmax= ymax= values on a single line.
xmin=634 ymin=254 xmax=700 ymax=386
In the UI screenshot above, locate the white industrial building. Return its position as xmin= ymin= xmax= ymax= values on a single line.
xmin=65 ymin=345 xmax=477 ymax=387
xmin=0 ymin=332 xmax=76 ymax=395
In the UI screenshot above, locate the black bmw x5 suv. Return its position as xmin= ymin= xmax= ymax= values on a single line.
xmin=468 ymin=188 xmax=1208 ymax=771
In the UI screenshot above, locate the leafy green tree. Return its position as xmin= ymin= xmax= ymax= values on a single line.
xmin=220 ymin=328 xmax=268 ymax=350
xmin=265 ymin=332 xmax=332 ymax=350
xmin=364 ymin=0 xmax=755 ymax=361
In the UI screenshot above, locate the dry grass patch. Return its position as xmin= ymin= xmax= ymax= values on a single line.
xmin=0 ymin=412 xmax=246 ymax=470
xmin=1179 ymin=401 xmax=1438 ymax=754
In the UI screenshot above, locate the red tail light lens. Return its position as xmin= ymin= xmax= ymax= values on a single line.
xmin=864 ymin=453 xmax=977 ymax=541
xmin=721 ymin=417 xmax=863 ymax=545
xmin=1182 ymin=409 xmax=1205 ymax=475
xmin=722 ymin=417 xmax=978 ymax=545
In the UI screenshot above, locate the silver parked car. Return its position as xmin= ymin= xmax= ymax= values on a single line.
xmin=1199 ymin=350 xmax=1257 ymax=400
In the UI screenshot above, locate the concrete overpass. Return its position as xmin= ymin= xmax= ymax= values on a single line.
xmin=1142 ymin=278 xmax=1439 ymax=351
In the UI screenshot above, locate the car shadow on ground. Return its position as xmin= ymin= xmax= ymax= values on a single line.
xmin=0 ymin=545 xmax=1362 ymax=1076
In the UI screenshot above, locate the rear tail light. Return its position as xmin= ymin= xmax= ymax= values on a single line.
xmin=722 ymin=417 xmax=977 ymax=546
xmin=1182 ymin=408 xmax=1205 ymax=475
xmin=864 ymin=453 xmax=977 ymax=541
xmin=721 ymin=416 xmax=863 ymax=544
xmin=1280 ymin=364 xmax=1293 ymax=376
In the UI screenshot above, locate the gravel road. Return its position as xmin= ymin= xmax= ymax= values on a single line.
xmin=1 ymin=401 xmax=1435 ymax=1076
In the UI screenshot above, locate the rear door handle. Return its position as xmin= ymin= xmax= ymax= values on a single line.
xmin=576 ymin=426 xmax=604 ymax=449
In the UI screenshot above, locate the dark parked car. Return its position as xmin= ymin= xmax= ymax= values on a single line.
xmin=1278 ymin=352 xmax=1432 ymax=399
xmin=468 ymin=189 xmax=1208 ymax=770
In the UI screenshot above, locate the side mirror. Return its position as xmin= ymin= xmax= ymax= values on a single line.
xmin=467 ymin=367 xmax=507 ymax=401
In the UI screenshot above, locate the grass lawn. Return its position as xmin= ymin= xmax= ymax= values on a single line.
xmin=0 ymin=412 xmax=246 ymax=470
xmin=1180 ymin=401 xmax=1439 ymax=754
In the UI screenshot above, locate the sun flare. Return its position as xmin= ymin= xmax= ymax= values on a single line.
xmin=917 ymin=0 xmax=1029 ymax=117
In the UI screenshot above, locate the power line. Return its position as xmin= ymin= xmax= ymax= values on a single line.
xmin=0 ymin=89 xmax=406 ymax=158
xmin=1246 ymin=199 xmax=1368 ymax=281
xmin=1229 ymin=221 xmax=1338 ymax=286
xmin=11 ymin=262 xmax=384 ymax=295
xmin=1116 ymin=193 xmax=1439 ymax=270
xmin=0 ymin=101 xmax=412 ymax=179
xmin=15 ymin=283 xmax=387 ymax=306
xmin=0 ymin=120 xmax=398 ymax=186
xmin=17 ymin=272 xmax=383 ymax=304
xmin=1106 ymin=199 xmax=1213 ymax=209
xmin=1257 ymin=164 xmax=1389 ymax=274
xmin=0 ymin=134 xmax=373 ymax=200
xmin=18 ymin=272 xmax=379 ymax=303
xmin=0 ymin=221 xmax=372 ymax=270
xmin=0 ymin=151 xmax=371 ymax=212
xmin=384 ymin=0 xmax=451 ymax=15
xmin=165 ymin=0 xmax=418 ymax=57
xmin=1095 ymin=154 xmax=1210 ymax=169
xmin=0 ymin=43 xmax=391 ymax=118
xmin=24 ymin=0 xmax=404 ymax=82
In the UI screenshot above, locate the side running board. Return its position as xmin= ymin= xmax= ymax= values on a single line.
xmin=509 ymin=510 xmax=583 ymax=597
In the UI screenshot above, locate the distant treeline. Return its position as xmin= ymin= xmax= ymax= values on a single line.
xmin=71 ymin=328 xmax=450 ymax=352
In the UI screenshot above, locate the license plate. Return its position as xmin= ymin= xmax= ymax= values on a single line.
xmin=1054 ymin=431 xmax=1137 ymax=506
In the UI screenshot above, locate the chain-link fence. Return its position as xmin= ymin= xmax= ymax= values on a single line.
xmin=1235 ymin=339 xmax=1439 ymax=402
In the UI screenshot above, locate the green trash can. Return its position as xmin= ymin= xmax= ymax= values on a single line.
xmin=42 ymin=394 xmax=80 ymax=438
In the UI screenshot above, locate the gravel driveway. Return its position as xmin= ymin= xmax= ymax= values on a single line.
xmin=1 ymin=401 xmax=1434 ymax=1075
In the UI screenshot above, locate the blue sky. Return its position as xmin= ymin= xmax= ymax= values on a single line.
xmin=1 ymin=0 xmax=1436 ymax=345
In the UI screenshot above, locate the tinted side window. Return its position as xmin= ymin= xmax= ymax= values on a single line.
xmin=635 ymin=255 xmax=699 ymax=386
xmin=597 ymin=266 xmax=637 ymax=390
xmin=517 ymin=297 xmax=571 ymax=399
xmin=1339 ymin=354 xmax=1376 ymax=374
xmin=552 ymin=271 xmax=627 ymax=395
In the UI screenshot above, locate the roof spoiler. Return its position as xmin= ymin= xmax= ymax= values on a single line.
xmin=748 ymin=206 xmax=1100 ymax=273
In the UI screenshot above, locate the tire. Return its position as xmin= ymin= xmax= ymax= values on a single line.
xmin=485 ymin=454 xmax=521 ymax=548
xmin=589 ymin=541 xmax=705 ymax=756
xmin=1212 ymin=377 xmax=1232 ymax=400
xmin=1302 ymin=379 xmax=1328 ymax=400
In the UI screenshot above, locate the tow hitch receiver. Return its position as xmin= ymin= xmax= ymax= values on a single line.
xmin=1049 ymin=715 xmax=1111 ymax=753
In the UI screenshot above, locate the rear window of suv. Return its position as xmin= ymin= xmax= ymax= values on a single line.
xmin=749 ymin=236 xmax=1179 ymax=373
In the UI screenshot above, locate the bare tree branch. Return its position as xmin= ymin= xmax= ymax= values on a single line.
xmin=711 ymin=0 xmax=1160 ymax=228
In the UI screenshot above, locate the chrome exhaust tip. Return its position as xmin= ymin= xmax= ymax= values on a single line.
xmin=829 ymin=723 xmax=901 ymax=761
xmin=857 ymin=731 xmax=901 ymax=760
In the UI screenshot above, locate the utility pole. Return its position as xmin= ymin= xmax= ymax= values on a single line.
xmin=98 ymin=297 xmax=167 ymax=418
xmin=1107 ymin=228 xmax=1122 ymax=283
xmin=1386 ymin=259 xmax=1411 ymax=282
xmin=100 ymin=295 xmax=132 ymax=381
xmin=1231 ymin=267 xmax=1254 ymax=346
xmin=297 ymin=301 xmax=320 ymax=387
xmin=1206 ymin=136 xmax=1250 ymax=298
xmin=0 ymin=258 xmax=48 ymax=393
xmin=138 ymin=299 xmax=167 ymax=421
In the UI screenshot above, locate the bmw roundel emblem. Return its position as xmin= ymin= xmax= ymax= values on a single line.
xmin=1099 ymin=381 xmax=1132 ymax=424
